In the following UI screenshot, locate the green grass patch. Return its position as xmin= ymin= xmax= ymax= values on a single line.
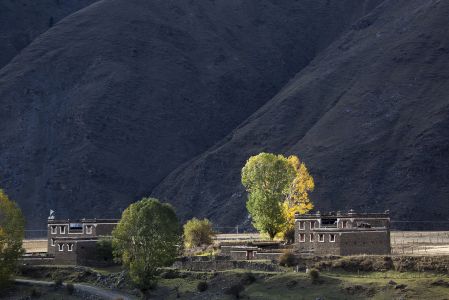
xmin=242 ymin=271 xmax=449 ymax=300
xmin=158 ymin=277 xmax=201 ymax=294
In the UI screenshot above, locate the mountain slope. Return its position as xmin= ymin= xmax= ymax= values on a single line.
xmin=153 ymin=0 xmax=449 ymax=228
xmin=0 ymin=0 xmax=380 ymax=227
xmin=0 ymin=0 xmax=99 ymax=69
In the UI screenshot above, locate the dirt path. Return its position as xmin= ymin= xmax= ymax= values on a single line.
xmin=15 ymin=278 xmax=137 ymax=300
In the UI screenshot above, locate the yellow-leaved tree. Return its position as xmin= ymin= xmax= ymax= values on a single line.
xmin=281 ymin=155 xmax=314 ymax=242
xmin=241 ymin=153 xmax=314 ymax=241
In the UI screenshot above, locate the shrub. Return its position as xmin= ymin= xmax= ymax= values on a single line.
xmin=309 ymin=268 xmax=320 ymax=284
xmin=225 ymin=283 xmax=245 ymax=299
xmin=183 ymin=218 xmax=215 ymax=249
xmin=66 ymin=283 xmax=75 ymax=295
xmin=240 ymin=272 xmax=256 ymax=285
xmin=279 ymin=251 xmax=297 ymax=267
xmin=197 ymin=281 xmax=208 ymax=292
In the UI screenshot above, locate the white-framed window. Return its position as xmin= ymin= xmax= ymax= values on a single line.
xmin=329 ymin=234 xmax=336 ymax=242
xmin=85 ymin=225 xmax=93 ymax=234
xmin=51 ymin=238 xmax=55 ymax=246
xmin=58 ymin=243 xmax=64 ymax=251
xmin=67 ymin=243 xmax=73 ymax=251
xmin=299 ymin=233 xmax=305 ymax=242
xmin=60 ymin=226 xmax=66 ymax=234
xmin=299 ymin=221 xmax=305 ymax=230
xmin=51 ymin=226 xmax=57 ymax=234
xmin=318 ymin=234 xmax=325 ymax=242
xmin=342 ymin=220 xmax=348 ymax=228
xmin=310 ymin=221 xmax=315 ymax=230
xmin=310 ymin=233 xmax=314 ymax=242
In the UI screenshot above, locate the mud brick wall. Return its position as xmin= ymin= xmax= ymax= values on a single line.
xmin=340 ymin=231 xmax=390 ymax=255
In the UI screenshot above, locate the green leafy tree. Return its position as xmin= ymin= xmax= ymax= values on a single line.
xmin=112 ymin=198 xmax=181 ymax=291
xmin=0 ymin=189 xmax=25 ymax=289
xmin=241 ymin=153 xmax=296 ymax=239
xmin=183 ymin=218 xmax=215 ymax=249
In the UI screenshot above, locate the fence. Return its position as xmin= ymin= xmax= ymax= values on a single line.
xmin=391 ymin=231 xmax=449 ymax=255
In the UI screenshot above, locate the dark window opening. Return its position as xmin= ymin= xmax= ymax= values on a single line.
xmin=321 ymin=218 xmax=337 ymax=227
xmin=69 ymin=223 xmax=83 ymax=233
xmin=356 ymin=222 xmax=372 ymax=228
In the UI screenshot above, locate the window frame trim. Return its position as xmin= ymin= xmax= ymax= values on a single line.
xmin=85 ymin=225 xmax=93 ymax=234
xmin=318 ymin=234 xmax=325 ymax=242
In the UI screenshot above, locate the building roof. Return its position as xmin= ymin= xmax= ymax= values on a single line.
xmin=48 ymin=218 xmax=119 ymax=224
xmin=295 ymin=209 xmax=390 ymax=220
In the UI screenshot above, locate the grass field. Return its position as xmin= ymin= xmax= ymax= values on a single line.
xmin=15 ymin=264 xmax=449 ymax=299
xmin=149 ymin=269 xmax=449 ymax=299
xmin=244 ymin=271 xmax=449 ymax=300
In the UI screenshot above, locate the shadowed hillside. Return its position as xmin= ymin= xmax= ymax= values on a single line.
xmin=0 ymin=0 xmax=99 ymax=69
xmin=0 ymin=0 xmax=380 ymax=227
xmin=152 ymin=0 xmax=449 ymax=227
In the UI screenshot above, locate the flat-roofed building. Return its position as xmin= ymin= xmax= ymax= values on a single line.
xmin=295 ymin=210 xmax=391 ymax=256
xmin=47 ymin=218 xmax=119 ymax=265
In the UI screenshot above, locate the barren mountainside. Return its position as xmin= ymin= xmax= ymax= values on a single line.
xmin=153 ymin=0 xmax=449 ymax=228
xmin=1 ymin=0 xmax=448 ymax=229
xmin=0 ymin=0 xmax=98 ymax=69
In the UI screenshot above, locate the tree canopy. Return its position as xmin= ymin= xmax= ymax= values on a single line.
xmin=183 ymin=218 xmax=215 ymax=249
xmin=112 ymin=197 xmax=181 ymax=291
xmin=242 ymin=153 xmax=296 ymax=239
xmin=241 ymin=153 xmax=314 ymax=239
xmin=283 ymin=155 xmax=314 ymax=231
xmin=0 ymin=189 xmax=25 ymax=289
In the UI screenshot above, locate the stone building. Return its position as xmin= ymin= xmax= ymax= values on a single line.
xmin=47 ymin=218 xmax=119 ymax=265
xmin=295 ymin=210 xmax=390 ymax=255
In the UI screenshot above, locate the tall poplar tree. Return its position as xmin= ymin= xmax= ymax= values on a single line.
xmin=241 ymin=153 xmax=296 ymax=239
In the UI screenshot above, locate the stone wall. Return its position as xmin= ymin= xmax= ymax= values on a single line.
xmin=20 ymin=256 xmax=54 ymax=266
xmin=95 ymin=223 xmax=117 ymax=236
xmin=309 ymin=255 xmax=449 ymax=273
xmin=75 ymin=241 xmax=101 ymax=266
xmin=173 ymin=256 xmax=282 ymax=272
xmin=339 ymin=231 xmax=390 ymax=255
xmin=313 ymin=233 xmax=341 ymax=255
xmin=53 ymin=245 xmax=77 ymax=265
xmin=228 ymin=250 xmax=283 ymax=261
